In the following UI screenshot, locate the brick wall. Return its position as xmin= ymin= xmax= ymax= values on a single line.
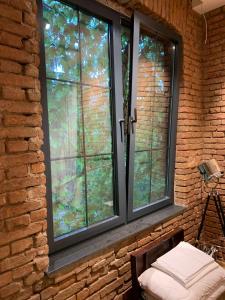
xmin=202 ymin=7 xmax=225 ymax=242
xmin=0 ymin=0 xmax=207 ymax=299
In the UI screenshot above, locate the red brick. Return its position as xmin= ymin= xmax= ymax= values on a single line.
xmin=0 ymin=246 xmax=10 ymax=260
xmin=24 ymin=271 xmax=44 ymax=286
xmin=31 ymin=208 xmax=47 ymax=222
xmin=7 ymin=165 xmax=28 ymax=179
xmin=13 ymin=263 xmax=33 ymax=280
xmin=0 ymin=194 xmax=6 ymax=206
xmin=41 ymin=286 xmax=59 ymax=300
xmin=0 ymin=3 xmax=22 ymax=22
xmin=0 ymin=222 xmax=43 ymax=246
xmin=4 ymin=114 xmax=41 ymax=127
xmin=0 ymin=271 xmax=12 ymax=288
xmin=11 ymin=237 xmax=33 ymax=255
xmin=34 ymin=256 xmax=49 ymax=271
xmin=0 ymin=200 xmax=43 ymax=220
xmin=0 ymin=282 xmax=21 ymax=298
xmin=6 ymin=140 xmax=28 ymax=153
xmin=8 ymin=189 xmax=27 ymax=204
xmin=0 ymin=30 xmax=22 ymax=48
xmin=0 ymin=140 xmax=5 ymax=153
xmin=0 ymin=72 xmax=36 ymax=88
xmin=2 ymin=86 xmax=25 ymax=101
xmin=0 ymin=44 xmax=33 ymax=63
xmin=0 ymin=16 xmax=34 ymax=38
xmin=0 ymin=58 xmax=22 ymax=74
xmin=5 ymin=214 xmax=30 ymax=231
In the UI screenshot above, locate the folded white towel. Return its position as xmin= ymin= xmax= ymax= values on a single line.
xmin=152 ymin=241 xmax=215 ymax=288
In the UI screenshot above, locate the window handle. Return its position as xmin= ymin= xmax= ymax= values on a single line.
xmin=119 ymin=119 xmax=125 ymax=142
xmin=130 ymin=108 xmax=137 ymax=134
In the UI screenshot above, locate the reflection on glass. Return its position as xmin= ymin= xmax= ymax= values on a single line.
xmin=43 ymin=0 xmax=115 ymax=237
xmin=151 ymin=150 xmax=167 ymax=202
xmin=43 ymin=0 xmax=80 ymax=81
xmin=51 ymin=158 xmax=86 ymax=237
xmin=133 ymin=151 xmax=151 ymax=209
xmin=133 ymin=29 xmax=173 ymax=210
xmin=47 ymin=80 xmax=83 ymax=159
xmin=82 ymin=86 xmax=112 ymax=155
xmin=86 ymin=155 xmax=114 ymax=225
xmin=80 ymin=12 xmax=110 ymax=87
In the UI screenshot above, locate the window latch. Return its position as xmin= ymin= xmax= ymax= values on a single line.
xmin=119 ymin=119 xmax=125 ymax=142
xmin=130 ymin=108 xmax=137 ymax=134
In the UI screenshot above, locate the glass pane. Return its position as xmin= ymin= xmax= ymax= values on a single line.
xmin=80 ymin=11 xmax=110 ymax=87
xmin=121 ymin=26 xmax=131 ymax=105
xmin=51 ymin=158 xmax=86 ymax=237
xmin=86 ymin=155 xmax=114 ymax=225
xmin=82 ymin=86 xmax=112 ymax=156
xmin=151 ymin=150 xmax=167 ymax=202
xmin=43 ymin=0 xmax=80 ymax=81
xmin=132 ymin=28 xmax=173 ymax=210
xmin=47 ymin=80 xmax=83 ymax=160
xmin=133 ymin=151 xmax=151 ymax=209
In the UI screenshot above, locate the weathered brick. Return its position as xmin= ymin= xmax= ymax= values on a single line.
xmin=0 ymin=3 xmax=22 ymax=22
xmin=54 ymin=280 xmax=86 ymax=300
xmin=0 ymin=31 xmax=22 ymax=48
xmin=0 ymin=246 xmax=10 ymax=260
xmin=7 ymin=165 xmax=28 ymax=179
xmin=0 ymin=282 xmax=21 ymax=298
xmin=0 ymin=194 xmax=6 ymax=206
xmin=0 ymin=72 xmax=36 ymax=88
xmin=11 ymin=237 xmax=33 ymax=255
xmin=8 ymin=189 xmax=27 ymax=204
xmin=34 ymin=256 xmax=49 ymax=271
xmin=0 ymin=58 xmax=22 ymax=74
xmin=31 ymin=208 xmax=47 ymax=222
xmin=6 ymin=214 xmax=30 ymax=231
xmin=24 ymin=271 xmax=44 ymax=286
xmin=0 ymin=222 xmax=43 ymax=246
xmin=0 ymin=271 xmax=12 ymax=288
xmin=6 ymin=140 xmax=29 ymax=153
xmin=0 ymin=253 xmax=33 ymax=272
xmin=12 ymin=263 xmax=33 ymax=280
xmin=41 ymin=286 xmax=59 ymax=300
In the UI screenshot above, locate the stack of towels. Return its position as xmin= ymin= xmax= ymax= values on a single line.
xmin=138 ymin=242 xmax=225 ymax=300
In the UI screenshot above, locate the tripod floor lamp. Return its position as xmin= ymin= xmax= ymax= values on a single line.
xmin=197 ymin=159 xmax=225 ymax=242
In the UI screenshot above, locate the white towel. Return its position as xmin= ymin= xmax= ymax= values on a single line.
xmin=152 ymin=241 xmax=215 ymax=288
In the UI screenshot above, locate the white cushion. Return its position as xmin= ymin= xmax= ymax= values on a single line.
xmin=152 ymin=242 xmax=215 ymax=288
xmin=138 ymin=265 xmax=225 ymax=300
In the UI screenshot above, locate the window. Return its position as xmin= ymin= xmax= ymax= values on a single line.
xmin=40 ymin=0 xmax=181 ymax=253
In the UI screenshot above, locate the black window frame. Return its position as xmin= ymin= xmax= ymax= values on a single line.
xmin=38 ymin=0 xmax=182 ymax=254
xmin=38 ymin=0 xmax=126 ymax=254
xmin=127 ymin=11 xmax=182 ymax=221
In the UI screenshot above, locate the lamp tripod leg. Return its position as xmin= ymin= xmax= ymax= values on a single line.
xmin=214 ymin=192 xmax=225 ymax=237
xmin=197 ymin=193 xmax=211 ymax=242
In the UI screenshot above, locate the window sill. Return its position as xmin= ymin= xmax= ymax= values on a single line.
xmin=47 ymin=204 xmax=186 ymax=276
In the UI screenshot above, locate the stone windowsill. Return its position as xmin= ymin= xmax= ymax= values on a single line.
xmin=47 ymin=204 xmax=186 ymax=276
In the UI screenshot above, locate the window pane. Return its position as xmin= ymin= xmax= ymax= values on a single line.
xmin=80 ymin=12 xmax=110 ymax=87
xmin=51 ymin=158 xmax=86 ymax=237
xmin=47 ymin=80 xmax=83 ymax=160
xmin=86 ymin=155 xmax=114 ymax=225
xmin=133 ymin=29 xmax=173 ymax=210
xmin=43 ymin=0 xmax=80 ymax=81
xmin=133 ymin=151 xmax=151 ymax=209
xmin=82 ymin=86 xmax=112 ymax=156
xmin=43 ymin=0 xmax=116 ymax=238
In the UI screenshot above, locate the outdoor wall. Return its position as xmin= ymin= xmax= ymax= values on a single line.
xmin=0 ymin=0 xmax=206 ymax=299
xmin=202 ymin=7 xmax=225 ymax=242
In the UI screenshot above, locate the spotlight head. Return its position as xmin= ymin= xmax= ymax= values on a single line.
xmin=198 ymin=159 xmax=223 ymax=182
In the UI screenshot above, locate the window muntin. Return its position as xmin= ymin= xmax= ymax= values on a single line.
xmin=43 ymin=0 xmax=119 ymax=239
